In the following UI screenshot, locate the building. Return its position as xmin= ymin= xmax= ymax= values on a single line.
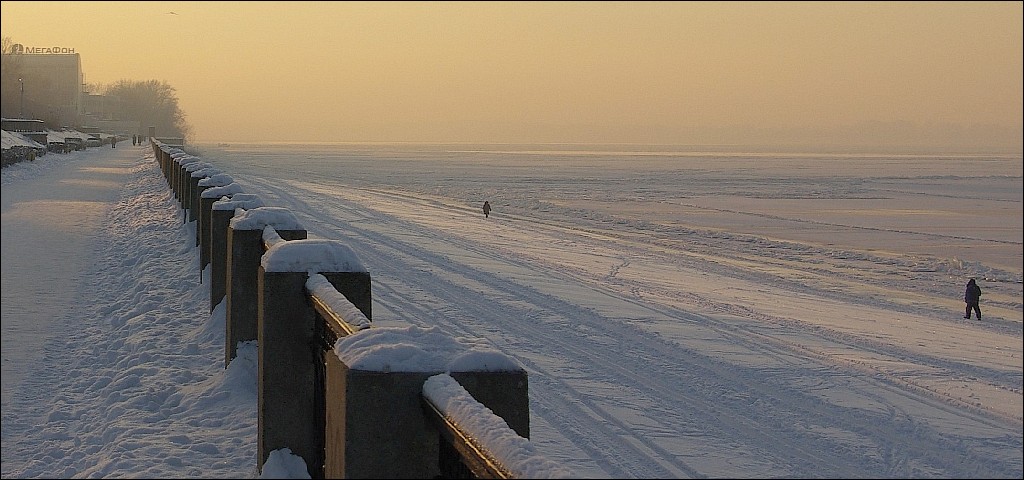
xmin=5 ymin=44 xmax=83 ymax=127
xmin=4 ymin=44 xmax=150 ymax=140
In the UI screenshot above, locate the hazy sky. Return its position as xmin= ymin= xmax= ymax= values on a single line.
xmin=2 ymin=1 xmax=1021 ymax=151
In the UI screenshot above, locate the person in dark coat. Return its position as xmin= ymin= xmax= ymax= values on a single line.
xmin=964 ymin=278 xmax=982 ymax=320
xmin=482 ymin=201 xmax=492 ymax=218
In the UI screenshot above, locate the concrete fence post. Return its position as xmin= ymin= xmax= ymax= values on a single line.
xmin=170 ymin=150 xmax=189 ymax=204
xmin=165 ymin=149 xmax=177 ymax=190
xmin=168 ymin=151 xmax=180 ymax=199
xmin=195 ymin=173 xmax=232 ymax=230
xmin=448 ymin=369 xmax=530 ymax=438
xmin=258 ymin=268 xmax=320 ymax=478
xmin=161 ymin=151 xmax=169 ymax=184
xmin=177 ymin=156 xmax=199 ymax=212
xmin=225 ymin=207 xmax=305 ymax=367
xmin=258 ymin=239 xmax=370 ymax=478
xmin=176 ymin=155 xmax=195 ymax=209
xmin=162 ymin=149 xmax=172 ymax=188
xmin=324 ymin=326 xmax=528 ymax=478
xmin=319 ymin=270 xmax=372 ymax=321
xmin=156 ymin=147 xmax=168 ymax=183
xmin=185 ymin=162 xmax=215 ymax=223
xmin=210 ymin=194 xmax=264 ymax=312
xmin=179 ymin=159 xmax=188 ymax=207
xmin=200 ymin=182 xmax=244 ymax=275
xmin=170 ymin=151 xmax=183 ymax=198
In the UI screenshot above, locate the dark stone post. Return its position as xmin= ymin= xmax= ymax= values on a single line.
xmin=209 ymin=194 xmax=264 ymax=312
xmin=200 ymin=183 xmax=244 ymax=275
xmin=169 ymin=151 xmax=180 ymax=199
xmin=257 ymin=239 xmax=370 ymax=479
xmin=320 ymin=271 xmax=372 ymax=321
xmin=225 ymin=207 xmax=305 ymax=367
xmin=325 ymin=367 xmax=438 ymax=478
xmin=185 ymin=163 xmax=215 ymax=223
xmin=176 ymin=156 xmax=198 ymax=213
xmin=162 ymin=148 xmax=173 ymax=187
xmin=157 ymin=148 xmax=169 ymax=183
xmin=196 ymin=173 xmax=232 ymax=229
xmin=258 ymin=268 xmax=319 ymax=478
xmin=160 ymin=146 xmax=170 ymax=186
xmin=449 ymin=370 xmax=530 ymax=438
xmin=170 ymin=150 xmax=189 ymax=205
xmin=324 ymin=327 xmax=529 ymax=478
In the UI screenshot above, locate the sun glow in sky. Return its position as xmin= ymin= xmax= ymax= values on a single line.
xmin=2 ymin=1 xmax=1021 ymax=151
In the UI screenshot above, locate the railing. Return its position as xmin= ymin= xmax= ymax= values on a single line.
xmin=149 ymin=141 xmax=572 ymax=479
xmin=421 ymin=373 xmax=576 ymax=479
xmin=306 ymin=272 xmax=370 ymax=339
xmin=423 ymin=374 xmax=515 ymax=479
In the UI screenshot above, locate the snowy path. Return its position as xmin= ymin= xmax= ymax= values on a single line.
xmin=1 ymin=146 xmax=137 ymax=404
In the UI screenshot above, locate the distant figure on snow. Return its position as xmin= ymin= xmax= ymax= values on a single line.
xmin=964 ymin=278 xmax=982 ymax=320
xmin=110 ymin=136 xmax=116 ymax=148
xmin=482 ymin=200 xmax=492 ymax=218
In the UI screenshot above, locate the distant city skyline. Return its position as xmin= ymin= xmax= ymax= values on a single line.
xmin=2 ymin=1 xmax=1021 ymax=152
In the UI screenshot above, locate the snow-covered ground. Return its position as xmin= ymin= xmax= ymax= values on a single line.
xmin=2 ymin=143 xmax=1021 ymax=478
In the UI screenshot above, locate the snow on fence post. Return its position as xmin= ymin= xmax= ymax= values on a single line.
xmin=169 ymin=149 xmax=189 ymax=205
xmin=325 ymin=326 xmax=529 ymax=478
xmin=166 ymin=147 xmax=179 ymax=198
xmin=185 ymin=161 xmax=216 ymax=223
xmin=194 ymin=174 xmax=234 ymax=246
xmin=162 ymin=147 xmax=174 ymax=189
xmin=210 ymin=194 xmax=264 ymax=312
xmin=155 ymin=143 xmax=169 ymax=184
xmin=225 ymin=207 xmax=305 ymax=367
xmin=422 ymin=374 xmax=573 ymax=479
xmin=165 ymin=148 xmax=178 ymax=196
xmin=199 ymin=181 xmax=243 ymax=274
xmin=155 ymin=143 xmax=173 ymax=191
xmin=177 ymin=155 xmax=193 ymax=209
xmin=176 ymin=153 xmax=196 ymax=209
xmin=258 ymin=239 xmax=371 ymax=478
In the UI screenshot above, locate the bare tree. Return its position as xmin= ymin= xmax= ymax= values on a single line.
xmin=105 ymin=79 xmax=192 ymax=142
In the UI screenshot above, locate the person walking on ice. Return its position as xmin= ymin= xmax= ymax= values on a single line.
xmin=482 ymin=200 xmax=492 ymax=218
xmin=964 ymin=278 xmax=982 ymax=320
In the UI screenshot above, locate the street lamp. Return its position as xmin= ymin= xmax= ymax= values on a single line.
xmin=19 ymin=78 xmax=24 ymax=117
